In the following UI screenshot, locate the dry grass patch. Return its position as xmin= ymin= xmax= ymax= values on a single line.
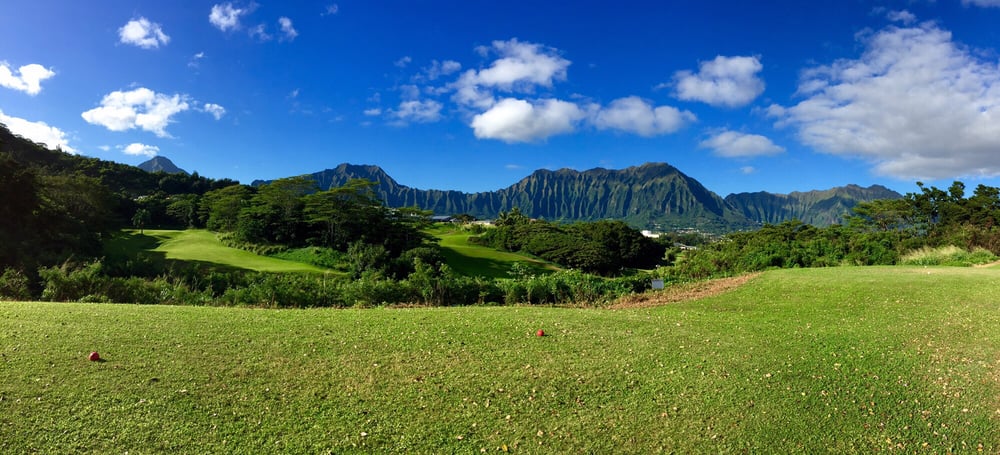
xmin=608 ymin=273 xmax=761 ymax=309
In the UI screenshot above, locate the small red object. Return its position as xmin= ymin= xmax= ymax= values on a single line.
xmin=536 ymin=329 xmax=545 ymax=337
xmin=88 ymin=351 xmax=101 ymax=361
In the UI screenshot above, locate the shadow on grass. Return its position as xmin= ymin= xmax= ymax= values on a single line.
xmin=439 ymin=248 xmax=555 ymax=279
xmin=102 ymin=231 xmax=253 ymax=275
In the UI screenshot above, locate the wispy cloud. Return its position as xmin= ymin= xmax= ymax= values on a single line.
xmin=395 ymin=56 xmax=412 ymax=68
xmin=188 ymin=52 xmax=206 ymax=68
xmin=278 ymin=17 xmax=297 ymax=41
xmin=390 ymin=100 xmax=443 ymax=125
xmin=202 ymin=103 xmax=226 ymax=120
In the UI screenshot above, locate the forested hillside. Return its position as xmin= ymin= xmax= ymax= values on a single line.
xmin=725 ymin=184 xmax=902 ymax=226
xmin=0 ymin=124 xmax=236 ymax=272
xmin=260 ymin=162 xmax=899 ymax=231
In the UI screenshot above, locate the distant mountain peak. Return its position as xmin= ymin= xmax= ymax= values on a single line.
xmin=137 ymin=156 xmax=187 ymax=174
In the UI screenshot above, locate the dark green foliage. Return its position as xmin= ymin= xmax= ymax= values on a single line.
xmin=477 ymin=212 xmax=665 ymax=275
xmin=0 ymin=123 xmax=239 ymax=270
xmin=200 ymin=185 xmax=254 ymax=231
xmin=27 ymin=258 xmax=645 ymax=308
xmin=0 ymin=268 xmax=31 ymax=300
xmin=671 ymin=181 xmax=1000 ymax=279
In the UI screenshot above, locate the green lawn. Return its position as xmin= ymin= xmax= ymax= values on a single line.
xmin=125 ymin=229 xmax=332 ymax=273
xmin=2 ymin=266 xmax=999 ymax=452
xmin=431 ymin=225 xmax=560 ymax=278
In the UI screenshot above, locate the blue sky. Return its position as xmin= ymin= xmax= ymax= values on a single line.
xmin=3 ymin=1 xmax=1000 ymax=196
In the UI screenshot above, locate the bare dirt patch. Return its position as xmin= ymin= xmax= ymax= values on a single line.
xmin=608 ymin=273 xmax=761 ymax=310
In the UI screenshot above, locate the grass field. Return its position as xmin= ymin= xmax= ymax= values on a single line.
xmin=2 ymin=266 xmax=1000 ymax=452
xmin=431 ymin=225 xmax=560 ymax=278
xmin=113 ymin=229 xmax=332 ymax=274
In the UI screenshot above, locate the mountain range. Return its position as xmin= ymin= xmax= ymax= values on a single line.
xmin=252 ymin=162 xmax=902 ymax=231
xmin=0 ymin=123 xmax=902 ymax=232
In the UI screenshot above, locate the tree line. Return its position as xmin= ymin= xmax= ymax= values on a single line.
xmin=667 ymin=181 xmax=1000 ymax=279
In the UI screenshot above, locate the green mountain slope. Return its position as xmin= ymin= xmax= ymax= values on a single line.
xmin=725 ymin=184 xmax=903 ymax=226
xmin=268 ymin=162 xmax=898 ymax=230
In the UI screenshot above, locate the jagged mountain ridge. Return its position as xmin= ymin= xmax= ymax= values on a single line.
xmin=138 ymin=156 xmax=187 ymax=174
xmin=256 ymin=162 xmax=901 ymax=230
xmin=725 ymin=185 xmax=904 ymax=227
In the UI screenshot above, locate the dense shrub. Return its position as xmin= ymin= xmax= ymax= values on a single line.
xmin=0 ymin=268 xmax=31 ymax=300
xmin=899 ymin=246 xmax=997 ymax=267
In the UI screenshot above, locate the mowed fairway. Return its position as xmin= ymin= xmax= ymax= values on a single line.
xmin=142 ymin=229 xmax=330 ymax=273
xmin=433 ymin=226 xmax=559 ymax=277
xmin=2 ymin=267 xmax=1000 ymax=453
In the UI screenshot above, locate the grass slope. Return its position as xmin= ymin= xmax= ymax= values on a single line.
xmin=432 ymin=226 xmax=559 ymax=278
xmin=2 ymin=267 xmax=1000 ymax=452
xmin=137 ymin=229 xmax=330 ymax=273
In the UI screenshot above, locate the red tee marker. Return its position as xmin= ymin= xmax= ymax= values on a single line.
xmin=536 ymin=329 xmax=545 ymax=337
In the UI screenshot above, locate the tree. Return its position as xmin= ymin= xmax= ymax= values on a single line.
xmin=132 ymin=208 xmax=151 ymax=234
xmin=166 ymin=194 xmax=199 ymax=228
xmin=200 ymin=184 xmax=253 ymax=231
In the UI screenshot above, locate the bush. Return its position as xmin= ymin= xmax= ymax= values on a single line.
xmin=899 ymin=245 xmax=997 ymax=267
xmin=0 ymin=268 xmax=32 ymax=300
xmin=38 ymin=261 xmax=106 ymax=302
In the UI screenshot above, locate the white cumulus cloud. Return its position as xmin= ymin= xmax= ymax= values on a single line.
xmin=202 ymin=103 xmax=226 ymax=120
xmin=673 ymin=55 xmax=765 ymax=107
xmin=594 ymin=96 xmax=696 ymax=136
xmin=0 ymin=62 xmax=55 ymax=96
xmin=119 ymin=17 xmax=170 ymax=49
xmin=391 ymin=100 xmax=442 ymax=124
xmin=771 ymin=23 xmax=1000 ymax=180
xmin=210 ymin=3 xmax=250 ymax=31
xmin=471 ymin=98 xmax=584 ymax=143
xmin=278 ymin=17 xmax=297 ymax=41
xmin=699 ymin=130 xmax=784 ymax=157
xmin=81 ymin=87 xmax=190 ymax=137
xmin=0 ymin=109 xmax=75 ymax=153
xmin=122 ymin=143 xmax=159 ymax=157
xmin=452 ymin=39 xmax=571 ymax=109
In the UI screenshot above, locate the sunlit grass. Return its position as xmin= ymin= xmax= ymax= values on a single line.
xmin=142 ymin=229 xmax=332 ymax=273
xmin=430 ymin=225 xmax=559 ymax=278
xmin=2 ymin=266 xmax=999 ymax=452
